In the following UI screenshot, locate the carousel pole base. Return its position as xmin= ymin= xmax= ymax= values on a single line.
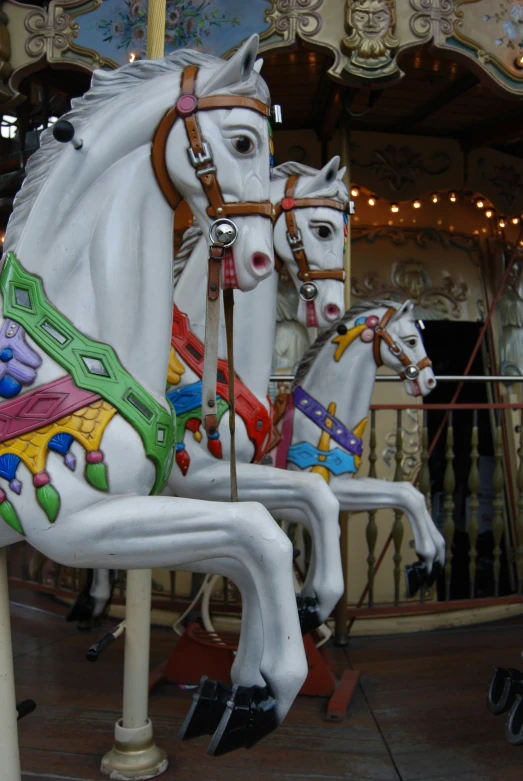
xmin=101 ymin=718 xmax=168 ymax=780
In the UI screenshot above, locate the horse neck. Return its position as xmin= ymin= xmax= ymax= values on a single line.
xmin=174 ymin=235 xmax=278 ymax=397
xmin=14 ymin=148 xmax=174 ymax=397
xmin=296 ymin=337 xmax=377 ymax=435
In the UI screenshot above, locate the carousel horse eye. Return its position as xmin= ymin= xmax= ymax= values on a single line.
xmin=315 ymin=225 xmax=332 ymax=240
xmin=232 ymin=136 xmax=254 ymax=154
xmin=337 ymin=324 xmax=348 ymax=335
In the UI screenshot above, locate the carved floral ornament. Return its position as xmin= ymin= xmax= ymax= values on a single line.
xmin=351 ymin=259 xmax=469 ymax=320
xmin=350 ymin=141 xmax=453 ymax=195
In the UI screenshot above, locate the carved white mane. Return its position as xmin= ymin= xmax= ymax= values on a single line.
xmin=271 ymin=161 xmax=348 ymax=203
xmin=4 ymin=50 xmax=269 ymax=253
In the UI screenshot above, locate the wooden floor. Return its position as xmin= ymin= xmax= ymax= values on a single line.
xmin=9 ymin=586 xmax=523 ymax=781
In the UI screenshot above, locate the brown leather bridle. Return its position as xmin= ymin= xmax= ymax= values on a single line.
xmin=373 ymin=307 xmax=432 ymax=381
xmin=273 ymin=174 xmax=350 ymax=300
xmin=151 ymin=64 xmax=275 ymax=224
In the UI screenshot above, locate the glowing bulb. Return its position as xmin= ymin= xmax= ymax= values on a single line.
xmin=449 ymin=192 xmax=457 ymax=203
xmin=390 ymin=203 xmax=399 ymax=213
xmin=485 ymin=209 xmax=493 ymax=218
xmin=412 ymin=199 xmax=421 ymax=209
xmin=0 ymin=233 xmax=4 ymax=244
xmin=430 ymin=192 xmax=440 ymax=204
xmin=513 ymin=217 xmax=520 ymax=225
xmin=475 ymin=198 xmax=485 ymax=209
xmin=499 ymin=217 xmax=507 ymax=228
xmin=515 ymin=55 xmax=523 ymax=69
xmin=350 ymin=186 xmax=360 ymax=198
xmin=128 ymin=52 xmax=137 ymax=63
xmin=368 ymin=196 xmax=376 ymax=206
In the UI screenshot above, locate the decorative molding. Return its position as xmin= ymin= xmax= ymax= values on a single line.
xmin=351 ymin=225 xmax=481 ymax=254
xmin=351 ymin=259 xmax=469 ymax=319
xmin=476 ymin=158 xmax=522 ymax=212
xmin=264 ymin=0 xmax=323 ymax=48
xmin=409 ymin=0 xmax=454 ymax=39
xmin=351 ymin=143 xmax=451 ymax=193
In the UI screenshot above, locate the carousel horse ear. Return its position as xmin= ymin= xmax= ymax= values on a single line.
xmin=337 ymin=166 xmax=347 ymax=181
xmin=390 ymin=299 xmax=413 ymax=322
xmin=202 ymin=34 xmax=260 ymax=95
xmin=296 ymin=156 xmax=340 ymax=197
xmin=254 ymin=58 xmax=264 ymax=74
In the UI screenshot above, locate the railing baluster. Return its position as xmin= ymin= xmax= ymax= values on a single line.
xmin=443 ymin=413 xmax=455 ymax=601
xmin=468 ymin=410 xmax=480 ymax=599
xmin=392 ymin=410 xmax=404 ymax=606
xmin=492 ymin=414 xmax=505 ymax=598
xmin=418 ymin=411 xmax=431 ymax=605
xmin=517 ymin=410 xmax=523 ymax=595
xmin=366 ymin=409 xmax=378 ymax=608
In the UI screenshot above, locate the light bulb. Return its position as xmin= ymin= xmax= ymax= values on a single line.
xmin=449 ymin=192 xmax=457 ymax=203
xmin=368 ymin=196 xmax=376 ymax=206
xmin=485 ymin=209 xmax=493 ymax=218
xmin=412 ymin=199 xmax=421 ymax=209
xmin=475 ymin=198 xmax=485 ymax=209
xmin=499 ymin=217 xmax=507 ymax=228
xmin=350 ymin=186 xmax=360 ymax=197
xmin=513 ymin=217 xmax=520 ymax=225
xmin=390 ymin=203 xmax=399 ymax=213
xmin=430 ymin=192 xmax=440 ymax=204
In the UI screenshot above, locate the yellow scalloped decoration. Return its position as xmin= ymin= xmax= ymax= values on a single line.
xmin=167 ymin=346 xmax=186 ymax=386
xmin=0 ymin=400 xmax=117 ymax=475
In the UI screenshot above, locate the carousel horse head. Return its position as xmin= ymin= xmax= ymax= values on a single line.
xmin=271 ymin=157 xmax=349 ymax=329
xmin=333 ymin=299 xmax=436 ymax=396
xmin=5 ymin=35 xmax=273 ymax=295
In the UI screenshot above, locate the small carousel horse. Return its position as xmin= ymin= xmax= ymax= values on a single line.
xmin=0 ymin=36 xmax=308 ymax=762
xmin=72 ymin=159 xmax=350 ymax=632
xmin=275 ymin=299 xmax=445 ymax=578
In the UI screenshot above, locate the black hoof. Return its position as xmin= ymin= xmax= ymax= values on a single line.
xmin=296 ymin=595 xmax=321 ymax=635
xmin=506 ymin=694 xmax=523 ymax=745
xmin=16 ymin=700 xmax=36 ymax=721
xmin=207 ymin=683 xmax=277 ymax=756
xmin=488 ymin=668 xmax=523 ymax=715
xmin=178 ymin=676 xmax=231 ymax=741
xmin=66 ymin=589 xmax=96 ymax=626
xmin=404 ymin=559 xmax=442 ymax=598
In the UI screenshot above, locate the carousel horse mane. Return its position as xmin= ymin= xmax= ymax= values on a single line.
xmin=271 ymin=161 xmax=348 ymax=202
xmin=291 ymin=298 xmax=403 ymax=389
xmin=173 ymin=225 xmax=203 ymax=286
xmin=4 ymin=50 xmax=269 ymax=254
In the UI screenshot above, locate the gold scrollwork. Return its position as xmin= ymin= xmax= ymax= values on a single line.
xmin=410 ymin=0 xmax=454 ymax=39
xmin=264 ymin=0 xmax=323 ymax=47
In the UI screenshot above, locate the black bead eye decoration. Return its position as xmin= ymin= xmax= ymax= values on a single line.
xmin=337 ymin=324 xmax=348 ymax=335
xmin=232 ymin=136 xmax=254 ymax=154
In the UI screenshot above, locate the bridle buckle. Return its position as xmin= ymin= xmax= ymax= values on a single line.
xmin=188 ymin=141 xmax=213 ymax=168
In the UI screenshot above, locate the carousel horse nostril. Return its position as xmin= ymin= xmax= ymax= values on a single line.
xmin=324 ymin=304 xmax=341 ymax=322
xmin=427 ymin=377 xmax=436 ymax=388
xmin=251 ymin=252 xmax=271 ymax=273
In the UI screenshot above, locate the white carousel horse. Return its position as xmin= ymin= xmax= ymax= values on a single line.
xmin=0 ymin=36 xmax=308 ymax=762
xmin=74 ymin=158 xmax=350 ymax=634
xmin=275 ymin=299 xmax=445 ymax=580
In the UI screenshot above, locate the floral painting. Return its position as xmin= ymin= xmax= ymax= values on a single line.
xmin=481 ymin=2 xmax=523 ymax=52
xmin=97 ymin=0 xmax=239 ymax=57
xmin=73 ymin=0 xmax=271 ymax=66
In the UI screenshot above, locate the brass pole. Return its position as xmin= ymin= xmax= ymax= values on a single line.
xmin=334 ymin=121 xmax=351 ymax=645
xmin=146 ymin=0 xmax=167 ymax=59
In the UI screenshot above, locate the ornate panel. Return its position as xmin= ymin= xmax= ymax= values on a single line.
xmin=350 ymin=131 xmax=463 ymax=202
xmin=351 ymin=226 xmax=483 ymax=321
xmin=468 ymin=148 xmax=523 ymax=217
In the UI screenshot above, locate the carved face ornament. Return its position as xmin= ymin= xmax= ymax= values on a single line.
xmin=351 ymin=0 xmax=392 ymax=39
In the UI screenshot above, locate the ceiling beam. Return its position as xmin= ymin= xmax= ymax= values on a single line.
xmin=318 ymin=84 xmax=345 ymax=143
xmin=460 ymin=104 xmax=523 ymax=151
xmin=394 ymin=73 xmax=479 ymax=134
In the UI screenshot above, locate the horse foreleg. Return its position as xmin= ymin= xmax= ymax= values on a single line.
xmin=330 ymin=476 xmax=445 ymax=573
xmin=31 ymin=495 xmax=307 ymax=729
xmin=171 ymin=463 xmax=343 ymax=624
